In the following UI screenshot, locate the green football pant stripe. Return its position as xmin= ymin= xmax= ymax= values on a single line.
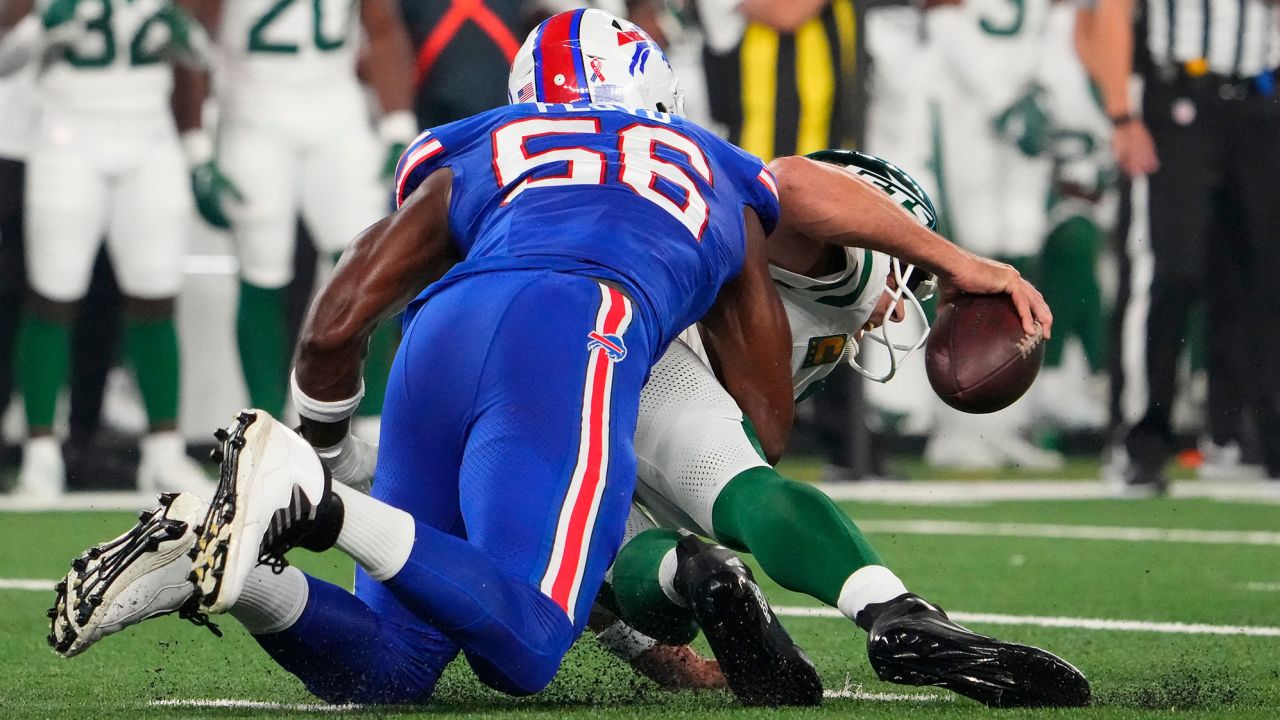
xmin=609 ymin=528 xmax=699 ymax=645
xmin=711 ymin=465 xmax=882 ymax=607
xmin=1038 ymin=216 xmax=1106 ymax=371
xmin=124 ymin=314 xmax=180 ymax=427
xmin=17 ymin=314 xmax=71 ymax=432
xmin=237 ymin=281 xmax=288 ymax=417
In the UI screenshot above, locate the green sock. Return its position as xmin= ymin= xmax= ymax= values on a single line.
xmin=1038 ymin=216 xmax=1105 ymax=370
xmin=609 ymin=528 xmax=699 ymax=645
xmin=237 ymin=281 xmax=288 ymax=416
xmin=124 ymin=314 xmax=180 ymax=426
xmin=17 ymin=314 xmax=72 ymax=431
xmin=711 ymin=466 xmax=882 ymax=607
xmin=357 ymin=318 xmax=399 ymax=417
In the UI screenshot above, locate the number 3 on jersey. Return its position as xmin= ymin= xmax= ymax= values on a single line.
xmin=492 ymin=118 xmax=713 ymax=240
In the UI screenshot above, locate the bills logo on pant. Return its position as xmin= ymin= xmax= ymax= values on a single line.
xmin=587 ymin=331 xmax=628 ymax=362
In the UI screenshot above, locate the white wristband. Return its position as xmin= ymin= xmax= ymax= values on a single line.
xmin=377 ymin=110 xmax=418 ymax=145
xmin=291 ymin=370 xmax=365 ymax=424
xmin=180 ymin=129 xmax=213 ymax=168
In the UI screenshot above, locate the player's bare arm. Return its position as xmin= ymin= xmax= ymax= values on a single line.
xmin=359 ymin=0 xmax=413 ymax=117
xmin=768 ymin=155 xmax=1052 ymax=339
xmin=699 ymin=209 xmax=795 ymax=464
xmin=171 ymin=0 xmax=219 ymax=134
xmin=0 ymin=0 xmax=34 ymax=29
xmin=294 ymin=168 xmax=460 ymax=447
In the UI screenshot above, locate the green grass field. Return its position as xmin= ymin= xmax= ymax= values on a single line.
xmin=2 ymin=471 xmax=1278 ymax=719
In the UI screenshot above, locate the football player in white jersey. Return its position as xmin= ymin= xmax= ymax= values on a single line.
xmin=595 ymin=151 xmax=1089 ymax=708
xmin=0 ymin=0 xmax=214 ymax=497
xmin=174 ymin=0 xmax=414 ymax=430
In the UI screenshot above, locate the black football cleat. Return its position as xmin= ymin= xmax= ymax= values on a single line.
xmin=857 ymin=593 xmax=1091 ymax=708
xmin=674 ymin=534 xmax=823 ymax=707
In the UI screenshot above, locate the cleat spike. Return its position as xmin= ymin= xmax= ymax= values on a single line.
xmin=46 ymin=608 xmax=57 ymax=619
xmin=214 ymin=428 xmax=229 ymax=442
xmin=47 ymin=633 xmax=56 ymax=647
xmin=54 ymin=581 xmax=66 ymax=593
xmin=209 ymin=448 xmax=224 ymax=463
xmin=71 ymin=558 xmax=87 ymax=573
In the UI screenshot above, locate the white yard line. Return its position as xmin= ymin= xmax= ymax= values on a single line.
xmin=152 ymin=693 xmax=946 ymax=710
xmin=821 ymin=680 xmax=950 ymax=702
xmin=0 ymin=578 xmax=53 ymax=591
xmin=856 ymin=519 xmax=1280 ymax=546
xmin=0 ymin=491 xmax=157 ymax=512
xmin=150 ymin=699 xmax=359 ymax=712
xmin=776 ymin=606 xmax=1280 ymax=637
xmin=1244 ymin=582 xmax=1280 ymax=592
xmin=815 ymin=479 xmax=1280 ymax=504
xmin=3 ymin=480 xmax=1277 ymax=512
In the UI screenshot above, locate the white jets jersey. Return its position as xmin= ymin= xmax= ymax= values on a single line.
xmin=216 ymin=0 xmax=362 ymax=115
xmin=0 ymin=65 xmax=37 ymax=159
xmin=36 ymin=0 xmax=173 ymax=115
xmin=681 ymin=247 xmax=888 ymax=403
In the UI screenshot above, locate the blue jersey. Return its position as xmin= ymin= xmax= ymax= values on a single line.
xmin=393 ymin=102 xmax=780 ymax=349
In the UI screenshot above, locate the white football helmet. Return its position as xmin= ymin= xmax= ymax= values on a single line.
xmin=508 ymin=8 xmax=685 ymax=116
xmin=807 ymin=150 xmax=940 ymax=383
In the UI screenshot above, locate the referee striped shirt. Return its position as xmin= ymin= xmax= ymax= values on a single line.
xmin=1144 ymin=0 xmax=1280 ymax=77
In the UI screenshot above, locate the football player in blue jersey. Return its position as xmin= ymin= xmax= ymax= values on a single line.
xmin=45 ymin=8 xmax=1054 ymax=708
xmin=48 ymin=8 xmax=801 ymax=705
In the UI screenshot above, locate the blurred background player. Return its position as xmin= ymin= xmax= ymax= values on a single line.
xmin=174 ymin=0 xmax=415 ymax=438
xmin=1030 ymin=2 xmax=1112 ymax=438
xmin=0 ymin=0 xmax=214 ymax=497
xmin=921 ymin=0 xmax=1064 ymax=470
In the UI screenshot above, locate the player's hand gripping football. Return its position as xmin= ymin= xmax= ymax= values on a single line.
xmin=939 ymin=253 xmax=1052 ymax=340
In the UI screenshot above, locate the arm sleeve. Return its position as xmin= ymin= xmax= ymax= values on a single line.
xmin=393 ymin=128 xmax=449 ymax=208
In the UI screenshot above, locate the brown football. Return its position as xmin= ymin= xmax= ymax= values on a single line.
xmin=925 ymin=294 xmax=1045 ymax=414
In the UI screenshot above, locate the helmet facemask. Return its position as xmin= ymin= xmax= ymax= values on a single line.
xmin=847 ymin=257 xmax=937 ymax=383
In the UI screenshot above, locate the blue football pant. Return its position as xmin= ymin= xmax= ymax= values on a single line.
xmin=254 ymin=271 xmax=653 ymax=702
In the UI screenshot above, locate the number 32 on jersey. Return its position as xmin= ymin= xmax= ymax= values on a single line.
xmin=492 ymin=114 xmax=714 ymax=240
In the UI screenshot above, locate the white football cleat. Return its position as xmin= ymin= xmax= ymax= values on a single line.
xmin=190 ymin=410 xmax=338 ymax=614
xmin=48 ymin=492 xmax=215 ymax=658
xmin=137 ymin=431 xmax=217 ymax=496
xmin=16 ymin=436 xmax=66 ymax=499
xmin=994 ymin=436 xmax=1065 ymax=472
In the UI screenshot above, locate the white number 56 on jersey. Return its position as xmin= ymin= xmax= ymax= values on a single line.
xmin=492 ymin=118 xmax=713 ymax=240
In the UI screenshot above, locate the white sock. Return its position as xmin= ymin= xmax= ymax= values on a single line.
xmin=229 ymin=564 xmax=309 ymax=635
xmin=596 ymin=619 xmax=659 ymax=662
xmin=332 ymin=483 xmax=415 ymax=581
xmin=656 ymin=548 xmax=686 ymax=607
xmin=837 ymin=565 xmax=909 ymax=622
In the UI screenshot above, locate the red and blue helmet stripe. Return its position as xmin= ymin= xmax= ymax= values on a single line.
xmin=532 ymin=8 xmax=590 ymax=104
